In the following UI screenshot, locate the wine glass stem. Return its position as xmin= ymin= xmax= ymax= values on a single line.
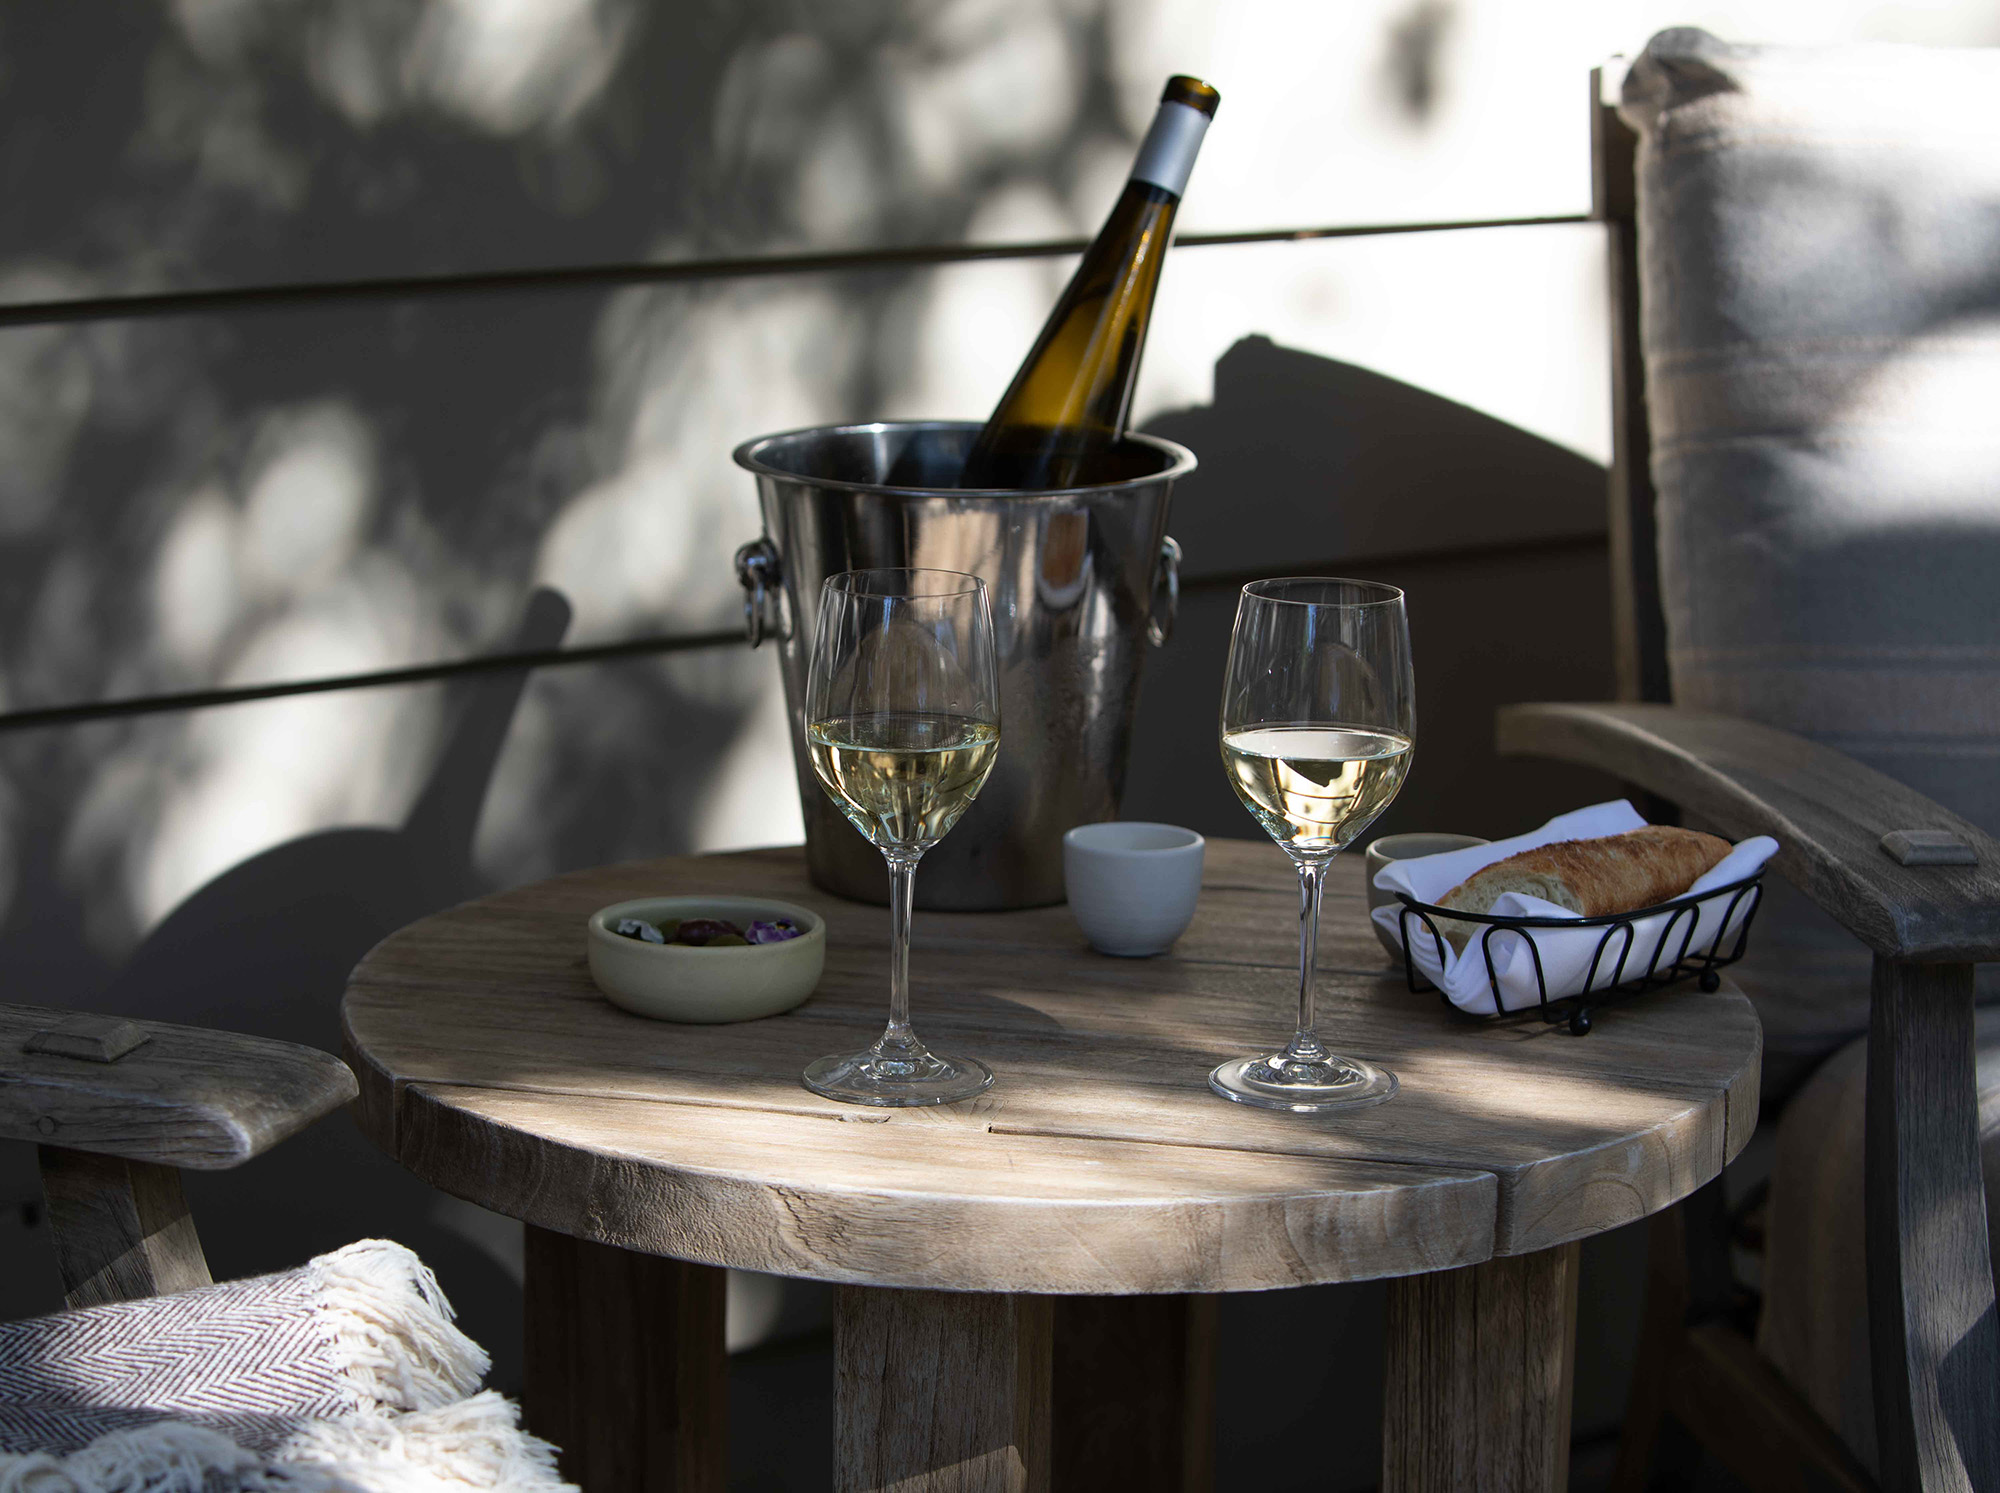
xmin=1287 ymin=859 xmax=1330 ymax=1063
xmin=879 ymin=852 xmax=921 ymax=1057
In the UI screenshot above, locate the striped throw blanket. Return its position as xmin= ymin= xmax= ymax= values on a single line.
xmin=0 ymin=1240 xmax=569 ymax=1492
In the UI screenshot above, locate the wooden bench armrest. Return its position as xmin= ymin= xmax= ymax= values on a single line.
xmin=0 ymin=1004 xmax=357 ymax=1169
xmin=1497 ymin=702 xmax=2000 ymax=963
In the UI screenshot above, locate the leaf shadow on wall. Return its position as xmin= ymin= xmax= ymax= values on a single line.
xmin=0 ymin=0 xmax=1149 ymax=1373
xmin=1125 ymin=334 xmax=1623 ymax=856
xmin=2 ymin=588 xmax=574 ymax=1391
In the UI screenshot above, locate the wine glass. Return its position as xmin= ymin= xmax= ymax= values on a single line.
xmin=802 ymin=568 xmax=1002 ymax=1106
xmin=1212 ymin=578 xmax=1414 ymax=1112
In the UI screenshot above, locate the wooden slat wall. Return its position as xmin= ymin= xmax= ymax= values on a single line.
xmin=0 ymin=13 xmax=1625 ymax=1471
xmin=0 ymin=226 xmax=1608 ymax=715
xmin=0 ymin=3 xmax=1606 ymax=299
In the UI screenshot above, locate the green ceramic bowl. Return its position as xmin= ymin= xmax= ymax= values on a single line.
xmin=586 ymin=895 xmax=825 ymax=1023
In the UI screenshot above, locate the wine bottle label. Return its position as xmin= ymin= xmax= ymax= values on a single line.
xmin=1128 ymin=101 xmax=1210 ymax=198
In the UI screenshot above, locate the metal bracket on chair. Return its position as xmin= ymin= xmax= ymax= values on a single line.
xmin=1147 ymin=535 xmax=1181 ymax=648
xmin=24 ymin=1015 xmax=150 ymax=1063
xmin=734 ymin=538 xmax=783 ymax=649
xmin=1880 ymin=829 xmax=1978 ymax=867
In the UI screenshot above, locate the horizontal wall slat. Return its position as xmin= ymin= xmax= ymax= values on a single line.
xmin=0 ymin=4 xmax=1609 ymax=305
xmin=0 ymin=216 xmax=1592 ymax=331
xmin=0 ymin=629 xmax=743 ymax=735
xmin=0 ymin=224 xmax=1607 ymax=720
xmin=0 ymin=530 xmax=1610 ymax=735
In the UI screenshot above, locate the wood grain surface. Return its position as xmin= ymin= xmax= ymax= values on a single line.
xmin=1865 ymin=959 xmax=2000 ymax=1493
xmin=2 ymin=1002 xmax=357 ymax=1169
xmin=836 ymin=1285 xmax=1051 ymax=1493
xmin=37 ymin=1145 xmax=213 ymax=1307
xmin=522 ymin=1225 xmax=726 ymax=1493
xmin=1497 ymin=702 xmax=2000 ymax=962
xmin=342 ymin=841 xmax=1760 ymax=1293
xmin=1591 ymin=65 xmax=1672 ymax=711
xmin=1382 ymin=1243 xmax=1580 ymax=1493
xmin=1051 ymin=1295 xmax=1215 ymax=1492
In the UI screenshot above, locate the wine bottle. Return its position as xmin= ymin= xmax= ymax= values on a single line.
xmin=959 ymin=75 xmax=1219 ymax=491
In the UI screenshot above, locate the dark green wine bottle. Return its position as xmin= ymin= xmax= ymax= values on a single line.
xmin=959 ymin=75 xmax=1219 ymax=491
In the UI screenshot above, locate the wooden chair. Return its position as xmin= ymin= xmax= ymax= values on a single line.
xmin=1 ymin=1002 xmax=354 ymax=1308
xmin=4 ymin=586 xmax=573 ymax=1349
xmin=1495 ymin=56 xmax=2000 ymax=1493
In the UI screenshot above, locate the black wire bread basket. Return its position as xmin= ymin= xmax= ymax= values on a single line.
xmin=1393 ymin=872 xmax=1766 ymax=1036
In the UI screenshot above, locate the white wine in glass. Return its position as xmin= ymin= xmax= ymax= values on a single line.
xmin=803 ymin=570 xmax=1001 ymax=1106
xmin=807 ymin=714 xmax=1000 ymax=851
xmin=1213 ymin=579 xmax=1414 ymax=1112
xmin=1221 ymin=725 xmax=1412 ymax=857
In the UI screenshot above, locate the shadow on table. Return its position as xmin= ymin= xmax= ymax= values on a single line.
xmin=1112 ymin=335 xmax=1637 ymax=1489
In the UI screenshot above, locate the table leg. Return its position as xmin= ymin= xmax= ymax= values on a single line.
xmin=1383 ymin=1243 xmax=1581 ymax=1493
xmin=523 ymin=1224 xmax=728 ymax=1493
xmin=1051 ymin=1295 xmax=1216 ymax=1492
xmin=835 ymin=1284 xmax=1052 ymax=1493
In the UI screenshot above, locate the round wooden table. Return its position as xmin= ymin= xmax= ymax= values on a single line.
xmin=342 ymin=840 xmax=1760 ymax=1493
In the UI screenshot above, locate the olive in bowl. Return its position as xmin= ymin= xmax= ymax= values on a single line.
xmin=586 ymin=895 xmax=825 ymax=1023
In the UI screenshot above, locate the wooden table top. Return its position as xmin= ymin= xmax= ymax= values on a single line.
xmin=342 ymin=840 xmax=1760 ymax=1295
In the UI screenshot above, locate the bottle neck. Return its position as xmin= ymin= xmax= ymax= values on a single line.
xmin=1129 ymin=100 xmax=1210 ymax=200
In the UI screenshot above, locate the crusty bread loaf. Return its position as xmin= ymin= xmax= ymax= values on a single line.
xmin=1430 ymin=826 xmax=1731 ymax=951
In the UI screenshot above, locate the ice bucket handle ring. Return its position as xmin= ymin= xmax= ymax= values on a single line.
xmin=734 ymin=537 xmax=783 ymax=648
xmin=736 ymin=531 xmax=1177 ymax=648
xmin=1147 ymin=535 xmax=1181 ymax=648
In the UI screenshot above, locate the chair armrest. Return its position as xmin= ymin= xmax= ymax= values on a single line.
xmin=0 ymin=1003 xmax=357 ymax=1169
xmin=1497 ymin=702 xmax=2000 ymax=963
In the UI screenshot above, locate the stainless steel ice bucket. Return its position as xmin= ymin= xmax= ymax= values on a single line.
xmin=733 ymin=421 xmax=1194 ymax=910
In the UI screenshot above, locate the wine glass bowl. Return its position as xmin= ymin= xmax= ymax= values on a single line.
xmin=1212 ymin=578 xmax=1414 ymax=1113
xmin=803 ymin=568 xmax=1001 ymax=1106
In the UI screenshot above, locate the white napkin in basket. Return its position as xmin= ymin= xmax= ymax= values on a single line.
xmin=1369 ymin=801 xmax=1780 ymax=1015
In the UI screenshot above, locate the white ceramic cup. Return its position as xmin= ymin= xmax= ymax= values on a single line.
xmin=1062 ymin=822 xmax=1205 ymax=957
xmin=1364 ymin=832 xmax=1491 ymax=959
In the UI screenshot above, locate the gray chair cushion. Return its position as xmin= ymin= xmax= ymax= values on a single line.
xmin=1620 ymin=29 xmax=2000 ymax=1067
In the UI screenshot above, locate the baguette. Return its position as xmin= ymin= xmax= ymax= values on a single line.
xmin=1430 ymin=826 xmax=1732 ymax=951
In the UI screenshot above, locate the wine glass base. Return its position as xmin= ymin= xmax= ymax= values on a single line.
xmin=1207 ymin=1053 xmax=1398 ymax=1114
xmin=803 ymin=1049 xmax=993 ymax=1108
